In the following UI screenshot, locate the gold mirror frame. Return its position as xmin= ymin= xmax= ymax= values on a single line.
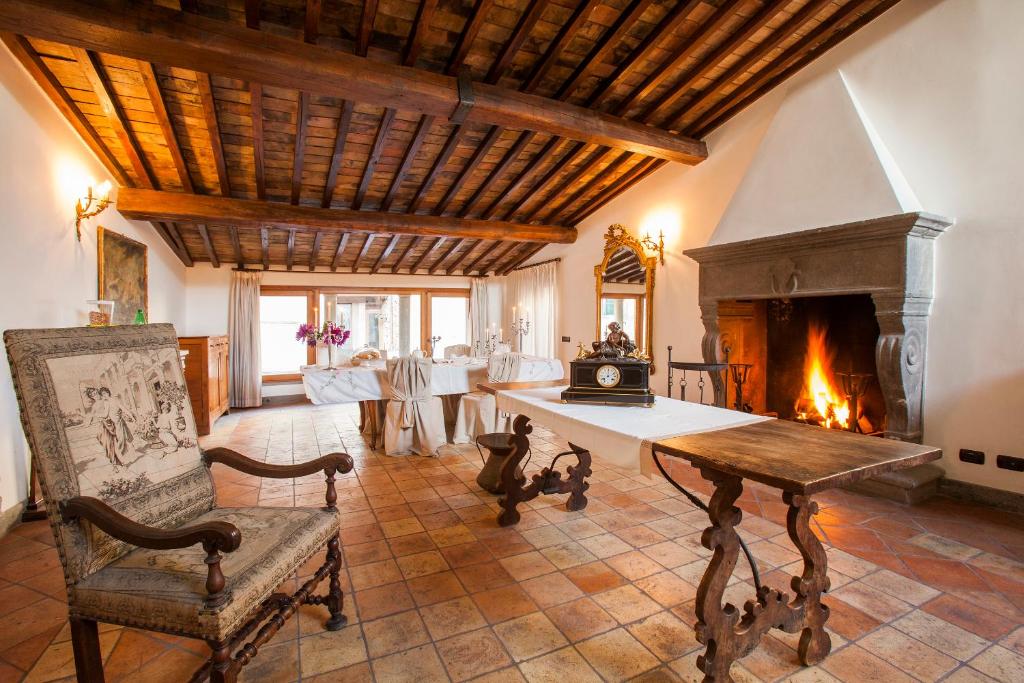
xmin=594 ymin=224 xmax=657 ymax=373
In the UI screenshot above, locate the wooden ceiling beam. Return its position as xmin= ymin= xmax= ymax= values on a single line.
xmin=392 ymin=236 xmax=421 ymax=274
xmin=196 ymin=224 xmax=219 ymax=267
xmin=429 ymin=238 xmax=464 ymax=274
xmin=461 ymin=241 xmax=498 ymax=275
xmin=480 ymin=136 xmax=559 ymax=219
xmin=353 ymin=107 xmax=396 ymax=210
xmin=322 ymin=100 xmax=354 ymax=208
xmin=195 ymin=72 xmax=230 ymax=195
xmin=308 ymin=231 xmax=324 ymax=270
xmin=331 ymin=232 xmax=350 ymax=271
xmin=434 ymin=126 xmax=503 ymax=215
xmin=371 ymin=234 xmax=400 ymax=274
xmin=380 ymin=115 xmax=433 ymax=211
xmin=260 ymin=227 xmax=270 ymax=269
xmin=689 ymin=0 xmax=878 ymax=136
xmin=669 ymin=0 xmax=836 ymax=129
xmin=498 ymin=243 xmax=545 ymax=276
xmin=521 ymin=0 xmax=601 ymax=93
xmin=521 ymin=146 xmax=614 ymax=223
xmin=356 ymin=0 xmax=378 ymax=57
xmin=152 ymin=222 xmax=192 ymax=266
xmin=408 ymin=127 xmax=463 ymax=214
xmin=304 ymin=0 xmax=322 ymax=44
xmin=73 ymin=47 xmax=156 ymax=188
xmin=446 ymin=0 xmax=495 ymax=74
xmin=0 ymin=0 xmax=706 ymax=163
xmin=477 ymin=241 xmax=517 ymax=275
xmin=502 ymin=142 xmax=585 ymax=220
xmin=286 ymin=228 xmax=296 ymax=270
xmin=0 ymin=34 xmax=130 ymax=187
xmin=542 ymin=151 xmax=632 ymax=224
xmin=118 ymin=189 xmax=576 ymax=243
xmin=566 ymin=158 xmax=664 ymax=225
xmin=352 ymin=234 xmax=375 ymax=272
xmin=139 ymin=61 xmax=192 ymax=192
xmin=291 ymin=91 xmax=310 ymax=204
xmin=229 ymin=226 xmax=244 ymax=268
xmin=402 ymin=0 xmax=437 ymax=67
xmin=251 ymin=84 xmax=265 ymax=199
xmin=485 ymin=0 xmax=546 ymax=85
xmin=458 ymin=130 xmax=535 ymax=218
xmin=446 ymin=239 xmax=481 ymax=275
xmin=244 ymin=0 xmax=260 ymax=29
xmin=410 ymin=237 xmax=445 ymax=273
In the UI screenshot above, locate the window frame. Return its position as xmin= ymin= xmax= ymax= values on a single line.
xmin=600 ymin=293 xmax=644 ymax=350
xmin=259 ymin=287 xmax=317 ymax=383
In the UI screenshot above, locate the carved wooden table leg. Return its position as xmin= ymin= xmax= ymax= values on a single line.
xmin=694 ymin=467 xmax=832 ymax=682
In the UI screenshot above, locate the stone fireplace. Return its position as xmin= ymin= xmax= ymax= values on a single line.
xmin=684 ymin=212 xmax=953 ymax=502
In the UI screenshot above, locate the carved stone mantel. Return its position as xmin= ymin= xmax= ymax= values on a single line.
xmin=684 ymin=212 xmax=954 ymax=444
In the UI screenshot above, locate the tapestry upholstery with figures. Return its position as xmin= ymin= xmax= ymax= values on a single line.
xmin=4 ymin=324 xmax=217 ymax=584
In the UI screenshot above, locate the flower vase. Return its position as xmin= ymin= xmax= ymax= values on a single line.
xmin=315 ymin=343 xmax=329 ymax=367
xmin=329 ymin=344 xmax=344 ymax=367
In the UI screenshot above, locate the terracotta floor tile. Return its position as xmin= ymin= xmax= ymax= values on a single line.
xmin=821 ymin=596 xmax=882 ymax=641
xmin=493 ymin=612 xmax=568 ymax=662
xmin=407 ymin=570 xmax=467 ymax=606
xmin=499 ymin=551 xmax=557 ymax=582
xmin=564 ymin=561 xmax=627 ymax=595
xmin=455 ymin=561 xmax=516 ymax=593
xmin=344 ymin=539 xmax=392 ymax=566
xmin=473 ymin=584 xmax=539 ymax=624
xmin=348 ymin=558 xmax=403 ymax=591
xmin=615 ymin=525 xmax=669 ymax=548
xmin=0 ymin=598 xmax=67 ymax=653
xmin=830 ymin=581 xmax=912 ymax=622
xmin=362 ymin=610 xmax=430 ymax=659
xmin=354 ymin=582 xmax=415 ymax=621
xmin=626 ymin=611 xmax=699 ymax=662
xmin=922 ymin=593 xmax=1019 ymax=641
xmin=102 ymin=630 xmax=169 ymax=681
xmin=519 ymin=571 xmax=584 ymax=609
xmin=605 ymin=550 xmax=666 ymax=581
xmin=396 ymin=550 xmax=450 ymax=579
xmin=428 ymin=524 xmax=477 ymax=548
xmin=576 ymin=627 xmax=660 ymax=680
xmin=633 ymin=571 xmax=698 ymax=608
xmin=577 ymin=533 xmax=634 ymax=559
xmin=420 ymin=596 xmax=487 ymax=640
xmin=1003 ymin=625 xmax=1024 ymax=655
xmin=593 ymin=585 xmax=662 ymax=625
xmin=369 ymin=643 xmax=448 ymax=683
xmin=968 ymin=645 xmax=1024 ymax=682
xmin=381 ymin=516 xmax=426 ymax=538
xmin=859 ymin=568 xmax=941 ymax=605
xmin=439 ymin=541 xmax=493 ymax=568
xmin=518 ymin=646 xmax=602 ymax=683
xmin=435 ymin=628 xmax=512 ymax=681
xmin=22 ymin=626 xmax=119 ymax=683
xmin=820 ymin=643 xmax=917 ymax=683
xmin=389 ymin=532 xmax=437 ymax=557
xmin=859 ymin=625 xmax=958 ymax=681
xmin=891 ymin=609 xmax=991 ymax=662
xmin=538 ymin=541 xmax=598 ymax=570
xmin=545 ymin=597 xmax=618 ymax=642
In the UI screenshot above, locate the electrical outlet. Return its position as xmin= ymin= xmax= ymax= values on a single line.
xmin=996 ymin=455 xmax=1024 ymax=472
xmin=959 ymin=449 xmax=985 ymax=465
xmin=561 ymin=336 xmax=571 ymax=342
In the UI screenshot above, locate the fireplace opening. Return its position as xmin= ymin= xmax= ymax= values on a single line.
xmin=766 ymin=295 xmax=885 ymax=434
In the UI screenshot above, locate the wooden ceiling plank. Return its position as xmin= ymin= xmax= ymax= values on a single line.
xmin=286 ymin=228 xmax=296 ymax=270
xmin=195 ymin=71 xmax=231 ymax=195
xmin=138 ymin=61 xmax=192 ymax=192
xmin=429 ymin=238 xmax=464 ymax=274
xmin=197 ymin=224 xmax=219 ymax=267
xmin=356 ymin=0 xmax=379 ymax=57
xmin=251 ymin=83 xmax=266 ymax=200
xmin=498 ymin=243 xmax=545 ymax=276
xmin=392 ymin=236 xmax=422 ymax=274
xmin=0 ymin=1 xmax=706 ymax=163
xmin=485 ymin=0 xmax=546 ymax=84
xmin=118 ymin=189 xmax=577 ymax=243
xmin=521 ymin=146 xmax=615 ymax=223
xmin=446 ymin=0 xmax=495 ymax=75
xmin=322 ymin=99 xmax=355 ymax=208
xmin=542 ymin=151 xmax=632 ymax=224
xmin=480 ymin=135 xmax=559 ymax=219
xmin=407 ymin=125 xmax=464 ymax=214
xmin=331 ymin=232 xmax=350 ymax=271
xmin=434 ymin=126 xmax=504 ymax=215
xmin=477 ymin=241 xmax=517 ymax=275
xmin=0 ymin=34 xmax=131 ymax=187
xmin=152 ymin=222 xmax=192 ymax=266
xmin=402 ymin=0 xmax=438 ymax=67
xmin=380 ymin=115 xmax=433 ymax=211
xmin=353 ymin=107 xmax=397 ymax=210
xmin=567 ymin=158 xmax=665 ymax=224
xmin=501 ymin=141 xmax=585 ymax=220
xmin=410 ymin=237 xmax=445 ymax=273
xmin=522 ymin=0 xmax=602 ymax=93
xmin=446 ymin=239 xmax=480 ymax=275
xmin=260 ymin=226 xmax=270 ymax=269
xmin=304 ymin=0 xmax=322 ymax=44
xmin=229 ymin=225 xmax=244 ymax=268
xmin=291 ymin=91 xmax=310 ymax=204
xmin=458 ymin=130 xmax=535 ymax=218
xmin=689 ymin=0 xmax=875 ymax=136
xmin=73 ymin=47 xmax=156 ymax=189
xmin=244 ymin=0 xmax=260 ymax=29
xmin=352 ymin=233 xmax=376 ymax=272
xmin=643 ymin=0 xmax=794 ymax=124
xmin=371 ymin=234 xmax=401 ymax=274
xmin=671 ymin=0 xmax=836 ymax=128
xmin=308 ymin=230 xmax=324 ymax=270
xmin=461 ymin=241 xmax=498 ymax=275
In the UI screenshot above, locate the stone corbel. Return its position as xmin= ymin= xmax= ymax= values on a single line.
xmin=698 ymin=300 xmax=728 ymax=406
xmin=872 ymin=293 xmax=932 ymax=443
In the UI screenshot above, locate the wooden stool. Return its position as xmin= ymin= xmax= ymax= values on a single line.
xmin=475 ymin=432 xmax=522 ymax=494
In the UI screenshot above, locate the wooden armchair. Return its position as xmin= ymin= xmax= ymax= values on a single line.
xmin=4 ymin=324 xmax=354 ymax=682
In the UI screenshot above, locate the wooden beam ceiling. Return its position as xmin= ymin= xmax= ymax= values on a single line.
xmin=115 ymin=189 xmax=577 ymax=244
xmin=0 ymin=0 xmax=706 ymax=164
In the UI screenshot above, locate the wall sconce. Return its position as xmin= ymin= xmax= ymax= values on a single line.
xmin=75 ymin=180 xmax=113 ymax=241
xmin=640 ymin=229 xmax=665 ymax=265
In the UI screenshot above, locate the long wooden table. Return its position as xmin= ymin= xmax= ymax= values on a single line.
xmin=479 ymin=381 xmax=942 ymax=682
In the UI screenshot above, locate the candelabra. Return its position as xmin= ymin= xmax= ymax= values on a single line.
xmin=837 ymin=371 xmax=872 ymax=433
xmin=510 ymin=316 xmax=531 ymax=352
xmin=428 ymin=335 xmax=441 ymax=357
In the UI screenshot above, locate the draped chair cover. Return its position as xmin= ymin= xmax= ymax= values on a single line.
xmin=444 ymin=344 xmax=472 ymax=359
xmin=453 ymin=353 xmax=524 ymax=442
xmin=384 ymin=357 xmax=446 ymax=456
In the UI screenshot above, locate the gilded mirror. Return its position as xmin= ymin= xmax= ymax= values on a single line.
xmin=594 ymin=225 xmax=656 ymax=372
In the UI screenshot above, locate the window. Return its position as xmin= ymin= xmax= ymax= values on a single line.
xmin=260 ymin=293 xmax=314 ymax=379
xmin=429 ymin=295 xmax=470 ymax=357
xmin=601 ymin=295 xmax=642 ymax=347
xmin=321 ymin=292 xmax=422 ymax=359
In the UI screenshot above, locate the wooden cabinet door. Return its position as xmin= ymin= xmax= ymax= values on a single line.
xmin=217 ymin=342 xmax=230 ymax=412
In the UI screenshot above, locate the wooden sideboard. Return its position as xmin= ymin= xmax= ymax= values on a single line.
xmin=179 ymin=335 xmax=230 ymax=436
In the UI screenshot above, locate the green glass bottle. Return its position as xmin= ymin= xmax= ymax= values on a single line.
xmin=133 ymin=308 xmax=147 ymax=325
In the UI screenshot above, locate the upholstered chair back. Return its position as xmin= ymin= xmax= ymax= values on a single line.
xmin=4 ymin=324 xmax=216 ymax=585
xmin=487 ymin=352 xmax=522 ymax=383
xmin=443 ymin=344 xmax=472 ymax=359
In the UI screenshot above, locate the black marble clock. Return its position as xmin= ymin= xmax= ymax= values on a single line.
xmin=561 ymin=357 xmax=656 ymax=407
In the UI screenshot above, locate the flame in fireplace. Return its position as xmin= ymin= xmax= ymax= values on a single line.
xmin=798 ymin=323 xmax=850 ymax=429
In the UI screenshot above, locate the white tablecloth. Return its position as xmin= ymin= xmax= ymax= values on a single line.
xmin=301 ymin=356 xmax=563 ymax=405
xmin=494 ymin=386 xmax=770 ymax=473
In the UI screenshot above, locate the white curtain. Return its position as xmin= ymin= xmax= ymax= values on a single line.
xmin=501 ymin=261 xmax=557 ymax=358
xmin=228 ymin=270 xmax=262 ymax=408
xmin=469 ymin=278 xmax=488 ymax=350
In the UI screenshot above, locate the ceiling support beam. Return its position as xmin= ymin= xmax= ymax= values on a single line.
xmin=477 ymin=241 xmax=517 ymax=275
xmin=372 ymin=235 xmax=400 ymax=273
xmin=498 ymin=243 xmax=545 ymax=276
xmin=117 ymin=189 xmax=576 ymax=243
xmin=309 ymin=231 xmax=324 ymax=270
xmin=197 ymin=224 xmax=219 ymax=267
xmin=331 ymin=233 xmax=350 ymax=271
xmin=291 ymin=91 xmax=310 ymax=204
xmin=429 ymin=239 xmax=464 ymax=274
xmin=196 ymin=72 xmax=231 ymax=195
xmin=0 ymin=0 xmax=706 ymax=163
xmin=286 ymin=229 xmax=296 ymax=270
xmin=461 ymin=241 xmax=497 ymax=275
xmin=229 ymin=226 xmax=244 ymax=268
xmin=392 ymin=236 xmax=421 ymax=274
xmin=410 ymin=237 xmax=445 ymax=273
xmin=322 ymin=100 xmax=354 ymax=208
xmin=139 ymin=61 xmax=192 ymax=192
xmin=353 ymin=108 xmax=396 ymax=209
xmin=446 ymin=240 xmax=480 ymax=275
xmin=352 ymin=234 xmax=376 ymax=273
xmin=380 ymin=115 xmax=432 ymax=211
xmin=566 ymin=158 xmax=663 ymax=225
xmin=251 ymin=84 xmax=266 ymax=199
xmin=260 ymin=227 xmax=270 ymax=269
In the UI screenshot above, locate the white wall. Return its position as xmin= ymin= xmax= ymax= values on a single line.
xmin=539 ymin=0 xmax=1024 ymax=494
xmin=0 ymin=45 xmax=188 ymax=514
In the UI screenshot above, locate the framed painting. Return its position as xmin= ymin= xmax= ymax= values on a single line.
xmin=98 ymin=227 xmax=148 ymax=325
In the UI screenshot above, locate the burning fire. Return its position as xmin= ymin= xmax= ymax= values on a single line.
xmin=796 ymin=323 xmax=850 ymax=430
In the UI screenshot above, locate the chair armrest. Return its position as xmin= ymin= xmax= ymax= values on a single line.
xmin=203 ymin=447 xmax=354 ymax=478
xmin=60 ymin=496 xmax=241 ymax=553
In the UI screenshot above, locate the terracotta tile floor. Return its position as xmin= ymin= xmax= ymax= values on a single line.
xmin=2 ymin=402 xmax=1023 ymax=682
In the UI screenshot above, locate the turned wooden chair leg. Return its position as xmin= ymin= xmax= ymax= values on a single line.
xmin=325 ymin=535 xmax=347 ymax=631
xmin=70 ymin=618 xmax=105 ymax=683
xmin=208 ymin=640 xmax=238 ymax=683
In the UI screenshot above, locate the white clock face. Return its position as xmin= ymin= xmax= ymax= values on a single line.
xmin=596 ymin=364 xmax=621 ymax=388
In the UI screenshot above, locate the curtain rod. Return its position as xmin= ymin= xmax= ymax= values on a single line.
xmin=508 ymin=257 xmax=561 ymax=273
xmin=230 ymin=267 xmax=466 ymax=276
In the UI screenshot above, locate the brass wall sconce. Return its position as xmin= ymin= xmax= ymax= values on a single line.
xmin=75 ymin=181 xmax=113 ymax=240
xmin=640 ymin=229 xmax=665 ymax=265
